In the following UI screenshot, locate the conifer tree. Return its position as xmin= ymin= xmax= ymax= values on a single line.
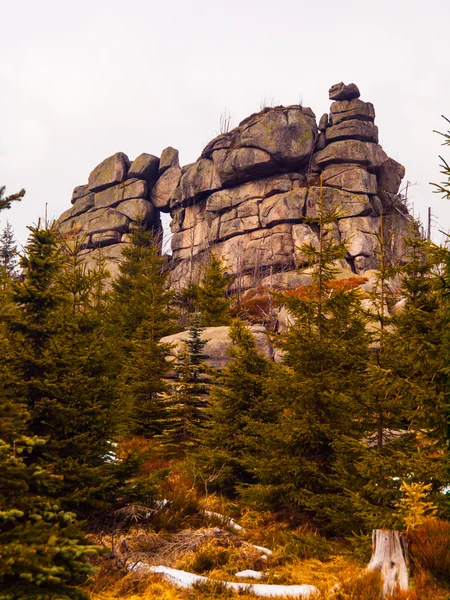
xmin=239 ymin=183 xmax=372 ymax=530
xmin=110 ymin=226 xmax=176 ymax=346
xmin=109 ymin=226 xmax=177 ymax=438
xmin=0 ymin=223 xmax=98 ymax=599
xmin=0 ymin=222 xmax=18 ymax=277
xmin=160 ymin=314 xmax=209 ymax=457
xmin=333 ymin=222 xmax=448 ymax=532
xmin=1 ymin=226 xmax=120 ymax=516
xmin=201 ymin=319 xmax=273 ymax=493
xmin=179 ymin=254 xmax=232 ymax=326
xmin=0 ymin=434 xmax=97 ymax=600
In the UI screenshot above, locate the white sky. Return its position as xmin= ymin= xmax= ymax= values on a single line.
xmin=2 ymin=0 xmax=450 ymax=250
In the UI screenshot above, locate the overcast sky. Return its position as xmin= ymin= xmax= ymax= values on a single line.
xmin=2 ymin=0 xmax=450 ymax=251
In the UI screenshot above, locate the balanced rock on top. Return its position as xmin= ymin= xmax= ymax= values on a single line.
xmin=329 ymin=82 xmax=360 ymax=101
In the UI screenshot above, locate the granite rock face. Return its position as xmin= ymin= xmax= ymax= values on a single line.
xmin=55 ymin=82 xmax=411 ymax=297
xmin=56 ymin=152 xmax=163 ymax=270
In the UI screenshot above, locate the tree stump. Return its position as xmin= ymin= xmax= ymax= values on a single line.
xmin=367 ymin=529 xmax=409 ymax=598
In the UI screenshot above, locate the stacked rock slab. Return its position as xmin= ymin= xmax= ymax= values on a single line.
xmin=164 ymin=84 xmax=410 ymax=292
xmin=55 ymin=83 xmax=411 ymax=293
xmin=56 ymin=152 xmax=163 ymax=278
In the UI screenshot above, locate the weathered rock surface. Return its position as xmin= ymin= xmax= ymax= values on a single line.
xmin=159 ymin=147 xmax=180 ymax=175
xmin=329 ymin=82 xmax=360 ymax=101
xmin=94 ymin=179 xmax=147 ymax=209
xmin=330 ymin=99 xmax=375 ymax=125
xmin=88 ymin=152 xmax=130 ymax=192
xmin=322 ymin=164 xmax=378 ymax=194
xmin=128 ymin=153 xmax=160 ymax=186
xmin=55 ymin=82 xmax=411 ymax=301
xmin=151 ymin=167 xmax=182 ymax=211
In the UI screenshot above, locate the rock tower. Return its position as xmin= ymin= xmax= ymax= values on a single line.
xmin=56 ymin=83 xmax=410 ymax=290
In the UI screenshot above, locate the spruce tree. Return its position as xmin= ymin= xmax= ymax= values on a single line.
xmin=333 ymin=222 xmax=449 ymax=532
xmin=109 ymin=226 xmax=177 ymax=438
xmin=179 ymin=254 xmax=232 ymax=326
xmin=0 ymin=222 xmax=18 ymax=278
xmin=1 ymin=226 xmax=119 ymax=516
xmin=239 ymin=183 xmax=372 ymax=530
xmin=0 ymin=225 xmax=98 ymax=599
xmin=0 ymin=435 xmax=97 ymax=600
xmin=160 ymin=314 xmax=209 ymax=457
xmin=201 ymin=319 xmax=274 ymax=494
xmin=110 ymin=226 xmax=176 ymax=346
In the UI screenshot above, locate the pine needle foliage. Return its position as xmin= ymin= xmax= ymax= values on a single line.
xmin=200 ymin=319 xmax=274 ymax=494
xmin=109 ymin=226 xmax=177 ymax=438
xmin=160 ymin=314 xmax=209 ymax=458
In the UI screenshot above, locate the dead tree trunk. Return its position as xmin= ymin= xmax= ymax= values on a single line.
xmin=367 ymin=529 xmax=409 ymax=598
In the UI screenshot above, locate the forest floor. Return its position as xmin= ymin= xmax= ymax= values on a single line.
xmin=81 ymin=490 xmax=450 ymax=600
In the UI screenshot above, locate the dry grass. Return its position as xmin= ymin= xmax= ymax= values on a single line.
xmin=408 ymin=518 xmax=450 ymax=583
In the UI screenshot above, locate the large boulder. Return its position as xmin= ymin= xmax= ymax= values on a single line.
xmin=321 ymin=164 xmax=378 ymax=194
xmin=128 ymin=153 xmax=160 ymax=186
xmin=116 ymin=198 xmax=155 ymax=224
xmin=180 ymin=159 xmax=221 ymax=202
xmin=150 ymin=166 xmax=182 ymax=212
xmin=259 ymin=189 xmax=307 ymax=227
xmin=305 ymin=186 xmax=372 ymax=219
xmin=71 ymin=184 xmax=92 ymax=204
xmin=211 ymin=147 xmax=276 ymax=187
xmin=325 ymin=119 xmax=378 ymax=143
xmin=329 ymin=99 xmax=375 ymax=125
xmin=377 ymin=158 xmax=406 ymax=194
xmin=88 ymin=152 xmax=130 ymax=192
xmin=159 ymin=146 xmax=180 ymax=175
xmin=94 ymin=179 xmax=147 ymax=209
xmin=206 ymin=174 xmax=295 ymax=213
xmin=91 ymin=230 xmax=122 ymax=247
xmin=329 ymin=82 xmax=360 ymax=101
xmin=239 ymin=107 xmax=317 ymax=166
xmin=203 ymin=106 xmax=317 ymax=186
xmin=314 ymin=140 xmax=388 ymax=169
xmin=160 ymin=324 xmax=274 ymax=371
xmin=56 ymin=194 xmax=94 ymax=225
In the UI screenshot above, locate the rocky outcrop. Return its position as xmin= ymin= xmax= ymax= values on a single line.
xmin=56 ymin=152 xmax=162 ymax=273
xmin=55 ymin=82 xmax=411 ymax=297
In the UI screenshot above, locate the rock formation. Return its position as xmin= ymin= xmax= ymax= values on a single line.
xmin=56 ymin=83 xmax=411 ymax=292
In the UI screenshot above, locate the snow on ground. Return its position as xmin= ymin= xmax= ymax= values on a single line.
xmin=137 ymin=565 xmax=319 ymax=598
xmin=204 ymin=510 xmax=245 ymax=532
xmin=235 ymin=569 xmax=265 ymax=579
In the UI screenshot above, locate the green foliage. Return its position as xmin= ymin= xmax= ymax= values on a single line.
xmin=160 ymin=314 xmax=209 ymax=457
xmin=0 ymin=226 xmax=120 ymax=516
xmin=201 ymin=319 xmax=274 ymax=493
xmin=0 ymin=423 xmax=97 ymax=599
xmin=179 ymin=254 xmax=232 ymax=327
xmin=0 ymin=185 xmax=25 ymax=212
xmin=396 ymin=481 xmax=438 ymax=532
xmin=239 ymin=183 xmax=372 ymax=531
xmin=0 ymin=222 xmax=18 ymax=277
xmin=110 ymin=226 xmax=177 ymax=438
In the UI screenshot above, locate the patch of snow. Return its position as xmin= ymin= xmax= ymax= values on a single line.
xmin=149 ymin=565 xmax=319 ymax=598
xmin=248 ymin=543 xmax=273 ymax=556
xmin=235 ymin=569 xmax=265 ymax=579
xmin=204 ymin=510 xmax=245 ymax=532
